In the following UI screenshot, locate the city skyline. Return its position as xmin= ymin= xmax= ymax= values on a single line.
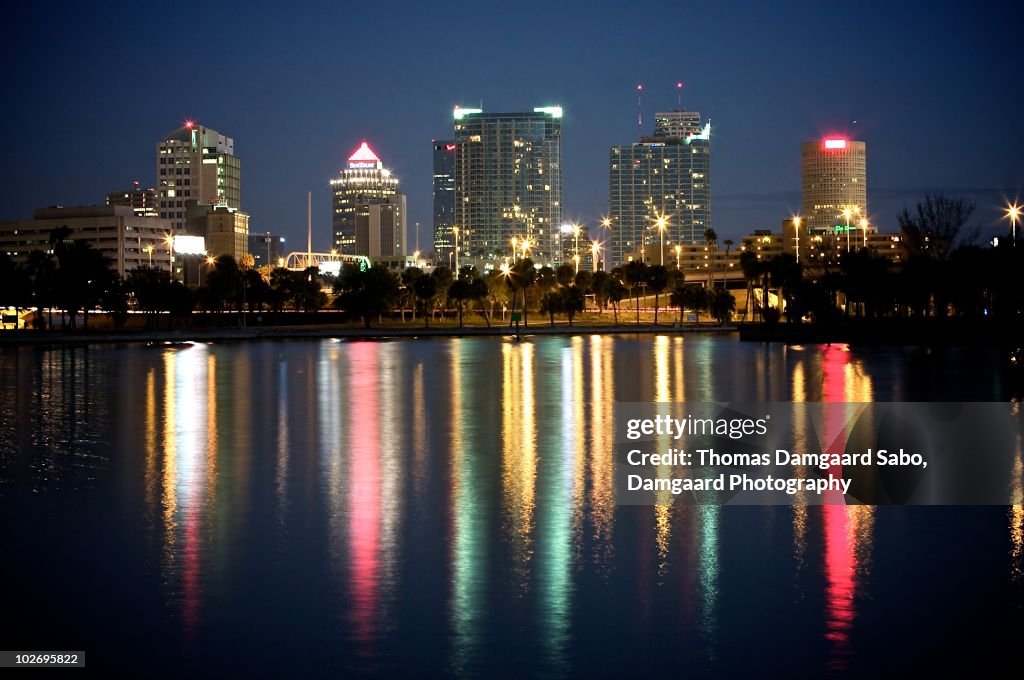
xmin=1 ymin=1 xmax=1020 ymax=253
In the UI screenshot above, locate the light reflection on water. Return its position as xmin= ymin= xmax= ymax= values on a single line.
xmin=0 ymin=336 xmax=1021 ymax=676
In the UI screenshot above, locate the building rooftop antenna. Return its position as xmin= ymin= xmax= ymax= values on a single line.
xmin=676 ymin=81 xmax=683 ymax=109
xmin=636 ymin=83 xmax=643 ymax=137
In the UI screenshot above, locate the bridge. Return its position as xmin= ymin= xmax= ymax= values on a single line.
xmin=283 ymin=252 xmax=370 ymax=273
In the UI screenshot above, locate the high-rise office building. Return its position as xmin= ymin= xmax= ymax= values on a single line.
xmin=453 ymin=106 xmax=562 ymax=265
xmin=106 ymin=181 xmax=159 ymax=217
xmin=356 ymin=195 xmax=407 ymax=258
xmin=609 ymin=109 xmax=711 ymax=267
xmin=330 ymin=142 xmax=401 ymax=255
xmin=432 ymin=140 xmax=456 ymax=265
xmin=801 ymin=138 xmax=867 ymax=236
xmin=156 ymin=121 xmax=241 ymax=232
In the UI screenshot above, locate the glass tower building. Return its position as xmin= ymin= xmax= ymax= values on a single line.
xmin=330 ymin=142 xmax=400 ymax=255
xmin=801 ymin=138 xmax=867 ymax=236
xmin=453 ymin=106 xmax=562 ymax=265
xmin=609 ymin=110 xmax=710 ymax=266
xmin=432 ymin=140 xmax=456 ymax=266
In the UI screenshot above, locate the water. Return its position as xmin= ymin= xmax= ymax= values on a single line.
xmin=1 ymin=335 xmax=1021 ymax=676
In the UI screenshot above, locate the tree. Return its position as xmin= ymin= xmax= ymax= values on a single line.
xmin=767 ymin=253 xmax=802 ymax=322
xmin=648 ymin=264 xmax=669 ymax=325
xmin=676 ymin=284 xmax=709 ymax=324
xmin=469 ymin=276 xmax=490 ymax=326
xmin=0 ymin=253 xmax=32 ymax=327
xmin=606 ymin=276 xmax=626 ymax=325
xmin=448 ymin=278 xmax=473 ymax=328
xmin=24 ymin=250 xmax=57 ymax=329
xmin=739 ymin=250 xmax=761 ymax=321
xmin=574 ymin=270 xmax=593 ymax=296
xmin=562 ymin=286 xmax=586 ymax=326
xmin=333 ymin=264 xmax=399 ymax=328
xmin=484 ymin=271 xmax=510 ymax=323
xmin=704 ymin=227 xmax=718 ymax=288
xmin=400 ymin=267 xmax=423 ymax=322
xmin=555 ymin=263 xmax=575 ymax=288
xmin=52 ymin=238 xmax=115 ymax=330
xmin=708 ymin=288 xmax=736 ymax=324
xmin=510 ymin=258 xmax=536 ymax=327
xmin=430 ymin=266 xmax=454 ymax=321
xmin=591 ymin=270 xmax=611 ymax=313
xmin=622 ymin=260 xmax=649 ymax=324
xmin=413 ymin=275 xmax=438 ymax=328
xmin=205 ymin=255 xmax=241 ymax=312
xmin=539 ymin=289 xmax=564 ymax=327
xmin=898 ymin=194 xmax=979 ymax=261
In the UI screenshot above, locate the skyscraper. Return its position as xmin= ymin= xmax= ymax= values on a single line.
xmin=330 ymin=142 xmax=401 ymax=255
xmin=801 ymin=137 xmax=867 ymax=236
xmin=453 ymin=106 xmax=562 ymax=265
xmin=609 ymin=109 xmax=711 ymax=267
xmin=156 ymin=121 xmax=241 ymax=232
xmin=432 ymin=140 xmax=456 ymax=265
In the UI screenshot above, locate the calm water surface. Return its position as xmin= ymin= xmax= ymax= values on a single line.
xmin=1 ymin=335 xmax=1022 ymax=676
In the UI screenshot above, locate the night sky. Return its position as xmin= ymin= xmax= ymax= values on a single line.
xmin=2 ymin=0 xmax=1020 ymax=251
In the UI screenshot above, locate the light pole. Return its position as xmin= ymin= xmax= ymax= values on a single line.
xmin=843 ymin=207 xmax=852 ymax=253
xmin=164 ymin=234 xmax=174 ymax=280
xmin=859 ymin=218 xmax=868 ymax=249
xmin=511 ymin=236 xmax=518 ymax=262
xmin=573 ymin=223 xmax=581 ymax=272
xmin=656 ymin=215 xmax=667 ymax=266
xmin=453 ymin=226 xmax=460 ymax=273
xmin=792 ymin=216 xmax=801 ymax=263
xmin=591 ymin=241 xmax=601 ymax=273
xmin=145 ymin=244 xmax=153 ymax=267
xmin=1007 ymin=202 xmax=1021 ymax=246
xmin=674 ymin=244 xmax=682 ymax=270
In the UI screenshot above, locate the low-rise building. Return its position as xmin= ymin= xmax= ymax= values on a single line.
xmin=0 ymin=205 xmax=172 ymax=275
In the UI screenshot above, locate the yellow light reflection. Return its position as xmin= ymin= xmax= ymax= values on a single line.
xmin=502 ymin=342 xmax=537 ymax=584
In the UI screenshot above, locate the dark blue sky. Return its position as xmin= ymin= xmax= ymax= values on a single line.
xmin=2 ymin=0 xmax=1020 ymax=251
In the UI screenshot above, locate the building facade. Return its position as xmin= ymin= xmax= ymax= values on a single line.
xmin=801 ymin=138 xmax=867 ymax=237
xmin=185 ymin=203 xmax=250 ymax=261
xmin=0 ymin=205 xmax=172 ymax=276
xmin=609 ymin=109 xmax=711 ymax=267
xmin=249 ymin=232 xmax=287 ymax=268
xmin=330 ymin=142 xmax=401 ymax=255
xmin=106 ymin=182 xmax=159 ymax=217
xmin=156 ymin=122 xmax=241 ymax=232
xmin=432 ymin=140 xmax=456 ymax=265
xmin=453 ymin=106 xmax=562 ymax=265
xmin=356 ymin=195 xmax=407 ymax=258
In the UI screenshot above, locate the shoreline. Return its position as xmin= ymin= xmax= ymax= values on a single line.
xmin=0 ymin=323 xmax=737 ymax=347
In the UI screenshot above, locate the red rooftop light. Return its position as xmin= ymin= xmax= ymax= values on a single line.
xmin=348 ymin=142 xmax=380 ymax=162
xmin=824 ymin=138 xmax=847 ymax=149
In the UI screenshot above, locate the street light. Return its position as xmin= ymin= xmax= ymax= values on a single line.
xmin=452 ymin=226 xmax=460 ymax=273
xmin=1006 ymin=202 xmax=1021 ymax=246
xmin=842 ymin=207 xmax=853 ymax=252
xmin=573 ymin=223 xmax=581 ymax=270
xmin=164 ymin=233 xmax=175 ymax=280
xmin=674 ymin=244 xmax=682 ymax=270
xmin=144 ymin=244 xmax=154 ymax=266
xmin=859 ymin=218 xmax=868 ymax=249
xmin=591 ymin=241 xmax=601 ymax=273
xmin=656 ymin=216 xmax=668 ymax=266
xmin=792 ymin=216 xmax=801 ymax=263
